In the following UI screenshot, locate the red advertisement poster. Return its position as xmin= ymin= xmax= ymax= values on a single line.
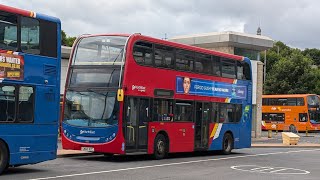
xmin=0 ymin=53 xmax=24 ymax=80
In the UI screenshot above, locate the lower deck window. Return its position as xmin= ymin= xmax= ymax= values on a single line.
xmin=174 ymin=101 xmax=194 ymax=122
xmin=153 ymin=99 xmax=173 ymax=121
xmin=0 ymin=85 xmax=34 ymax=123
xmin=262 ymin=113 xmax=285 ymax=122
xmin=218 ymin=103 xmax=242 ymax=123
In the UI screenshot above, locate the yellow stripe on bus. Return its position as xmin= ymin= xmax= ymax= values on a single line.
xmin=210 ymin=123 xmax=219 ymax=138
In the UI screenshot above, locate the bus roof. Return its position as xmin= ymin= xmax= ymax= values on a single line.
xmin=78 ymin=33 xmax=245 ymax=61
xmin=0 ymin=4 xmax=60 ymax=23
xmin=262 ymin=94 xmax=317 ymax=98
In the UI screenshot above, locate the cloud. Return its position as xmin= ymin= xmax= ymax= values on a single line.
xmin=1 ymin=0 xmax=320 ymax=48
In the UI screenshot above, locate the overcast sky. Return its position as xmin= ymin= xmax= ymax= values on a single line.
xmin=1 ymin=0 xmax=320 ymax=49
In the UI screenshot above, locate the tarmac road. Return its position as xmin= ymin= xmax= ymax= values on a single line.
xmin=1 ymin=148 xmax=320 ymax=180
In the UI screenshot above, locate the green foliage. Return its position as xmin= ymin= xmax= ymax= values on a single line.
xmin=61 ymin=30 xmax=76 ymax=47
xmin=302 ymin=48 xmax=320 ymax=66
xmin=264 ymin=42 xmax=320 ymax=95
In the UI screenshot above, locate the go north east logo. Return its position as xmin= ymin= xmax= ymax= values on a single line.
xmin=80 ymin=130 xmax=95 ymax=135
xmin=132 ymin=85 xmax=146 ymax=92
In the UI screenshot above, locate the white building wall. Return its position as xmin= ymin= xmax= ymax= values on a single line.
xmin=60 ymin=59 xmax=69 ymax=94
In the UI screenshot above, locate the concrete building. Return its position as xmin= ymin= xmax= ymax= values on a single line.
xmin=170 ymin=31 xmax=273 ymax=138
xmin=61 ymin=46 xmax=72 ymax=94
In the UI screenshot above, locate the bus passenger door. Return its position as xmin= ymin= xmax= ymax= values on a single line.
xmin=124 ymin=97 xmax=149 ymax=152
xmin=194 ymin=102 xmax=209 ymax=150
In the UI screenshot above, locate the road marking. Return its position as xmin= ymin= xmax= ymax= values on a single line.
xmin=231 ymin=165 xmax=310 ymax=175
xmin=28 ymin=149 xmax=320 ymax=180
xmin=251 ymin=167 xmax=274 ymax=172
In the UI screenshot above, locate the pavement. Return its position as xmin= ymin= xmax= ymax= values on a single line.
xmin=57 ymin=131 xmax=320 ymax=157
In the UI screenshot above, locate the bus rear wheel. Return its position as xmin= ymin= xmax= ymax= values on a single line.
xmin=154 ymin=134 xmax=167 ymax=160
xmin=221 ymin=133 xmax=233 ymax=155
xmin=0 ymin=141 xmax=9 ymax=175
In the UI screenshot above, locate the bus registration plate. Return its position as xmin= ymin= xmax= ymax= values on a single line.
xmin=81 ymin=147 xmax=94 ymax=152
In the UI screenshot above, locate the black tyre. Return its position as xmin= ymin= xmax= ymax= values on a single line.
xmin=0 ymin=141 xmax=9 ymax=175
xmin=221 ymin=133 xmax=233 ymax=155
xmin=154 ymin=134 xmax=167 ymax=160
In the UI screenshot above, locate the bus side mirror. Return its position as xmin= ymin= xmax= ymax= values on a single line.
xmin=117 ymin=89 xmax=124 ymax=102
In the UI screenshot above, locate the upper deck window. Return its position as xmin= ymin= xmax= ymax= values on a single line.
xmin=307 ymin=95 xmax=320 ymax=108
xmin=221 ymin=58 xmax=236 ymax=79
xmin=0 ymin=11 xmax=18 ymax=51
xmin=69 ymin=67 xmax=120 ymax=87
xmin=195 ymin=53 xmax=211 ymax=75
xmin=154 ymin=44 xmax=174 ymax=69
xmin=237 ymin=61 xmax=251 ymax=80
xmin=73 ymin=36 xmax=128 ymax=65
xmin=263 ymin=97 xmax=305 ymax=106
xmin=0 ymin=10 xmax=58 ymax=58
xmin=176 ymin=49 xmax=194 ymax=72
xmin=21 ymin=16 xmax=40 ymax=55
xmin=132 ymin=40 xmax=251 ymax=81
xmin=133 ymin=41 xmax=153 ymax=66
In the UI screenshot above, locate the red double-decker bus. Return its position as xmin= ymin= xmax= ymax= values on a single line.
xmin=61 ymin=33 xmax=252 ymax=159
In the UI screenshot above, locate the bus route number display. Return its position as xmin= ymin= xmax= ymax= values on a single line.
xmin=0 ymin=53 xmax=24 ymax=80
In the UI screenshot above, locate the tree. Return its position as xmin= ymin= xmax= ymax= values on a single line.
xmin=310 ymin=68 xmax=320 ymax=94
xmin=302 ymin=48 xmax=320 ymax=66
xmin=260 ymin=41 xmax=294 ymax=72
xmin=61 ymin=30 xmax=76 ymax=47
xmin=264 ymin=52 xmax=317 ymax=94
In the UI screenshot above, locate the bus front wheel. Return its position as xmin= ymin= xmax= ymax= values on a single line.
xmin=154 ymin=134 xmax=167 ymax=160
xmin=221 ymin=133 xmax=233 ymax=155
xmin=0 ymin=141 xmax=9 ymax=175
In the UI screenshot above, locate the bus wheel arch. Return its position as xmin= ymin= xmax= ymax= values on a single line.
xmin=153 ymin=131 xmax=169 ymax=159
xmin=0 ymin=139 xmax=10 ymax=174
xmin=221 ymin=131 xmax=234 ymax=155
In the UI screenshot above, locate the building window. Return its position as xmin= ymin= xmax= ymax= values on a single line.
xmin=234 ymin=47 xmax=259 ymax=60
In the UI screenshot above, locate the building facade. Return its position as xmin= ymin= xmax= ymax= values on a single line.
xmin=170 ymin=31 xmax=274 ymax=138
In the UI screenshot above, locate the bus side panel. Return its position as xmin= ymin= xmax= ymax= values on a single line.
xmin=208 ymin=124 xmax=240 ymax=150
xmin=0 ymin=124 xmax=57 ymax=166
xmin=35 ymin=86 xmax=59 ymax=124
xmin=238 ymin=104 xmax=252 ymax=149
xmin=147 ymin=122 xmax=194 ymax=154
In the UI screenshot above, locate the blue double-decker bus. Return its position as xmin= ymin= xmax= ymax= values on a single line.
xmin=0 ymin=4 xmax=61 ymax=174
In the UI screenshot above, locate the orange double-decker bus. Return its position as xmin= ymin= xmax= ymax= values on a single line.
xmin=262 ymin=94 xmax=320 ymax=132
